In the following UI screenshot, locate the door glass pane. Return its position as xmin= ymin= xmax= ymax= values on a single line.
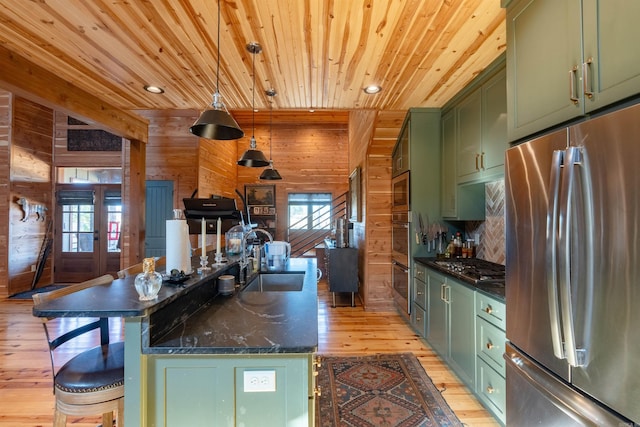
xmin=61 ymin=204 xmax=94 ymax=253
xmin=107 ymin=205 xmax=122 ymax=253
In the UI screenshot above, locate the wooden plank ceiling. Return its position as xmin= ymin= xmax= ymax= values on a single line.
xmin=0 ymin=0 xmax=505 ymax=115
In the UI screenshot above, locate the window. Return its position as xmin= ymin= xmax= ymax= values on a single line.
xmin=288 ymin=193 xmax=332 ymax=230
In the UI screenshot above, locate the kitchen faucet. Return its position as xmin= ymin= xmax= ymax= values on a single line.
xmin=239 ymin=228 xmax=273 ymax=284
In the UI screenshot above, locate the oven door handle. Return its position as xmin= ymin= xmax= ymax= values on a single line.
xmin=391 ymin=260 xmax=409 ymax=273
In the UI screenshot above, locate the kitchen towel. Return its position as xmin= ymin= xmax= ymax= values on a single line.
xmin=166 ymin=219 xmax=192 ymax=274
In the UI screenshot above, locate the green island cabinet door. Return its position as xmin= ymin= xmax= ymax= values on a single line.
xmin=506 ymin=0 xmax=640 ymax=142
xmin=146 ymin=354 xmax=313 ymax=427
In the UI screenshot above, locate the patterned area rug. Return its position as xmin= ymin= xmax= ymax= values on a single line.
xmin=316 ymin=353 xmax=462 ymax=427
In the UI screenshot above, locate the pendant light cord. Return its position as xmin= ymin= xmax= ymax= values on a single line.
xmin=216 ymin=0 xmax=220 ymax=94
xmin=269 ymin=98 xmax=273 ymax=161
xmin=252 ymin=45 xmax=256 ymax=139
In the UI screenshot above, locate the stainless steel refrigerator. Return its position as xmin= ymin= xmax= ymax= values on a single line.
xmin=504 ymin=102 xmax=640 ymax=426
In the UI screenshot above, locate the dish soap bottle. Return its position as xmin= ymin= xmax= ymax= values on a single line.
xmin=134 ymin=257 xmax=162 ymax=300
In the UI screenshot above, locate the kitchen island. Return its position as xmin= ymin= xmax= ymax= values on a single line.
xmin=33 ymin=255 xmax=319 ymax=427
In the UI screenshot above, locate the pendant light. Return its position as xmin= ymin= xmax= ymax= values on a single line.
xmin=237 ymin=42 xmax=269 ymax=167
xmin=189 ymin=0 xmax=244 ymax=140
xmin=260 ymin=89 xmax=283 ymax=180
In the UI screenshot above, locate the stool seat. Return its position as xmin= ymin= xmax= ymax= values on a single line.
xmin=56 ymin=342 xmax=124 ymax=393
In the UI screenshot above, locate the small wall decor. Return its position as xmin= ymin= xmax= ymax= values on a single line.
xmin=16 ymin=197 xmax=48 ymax=222
xmin=349 ymin=166 xmax=361 ymax=222
xmin=245 ymin=184 xmax=275 ymax=207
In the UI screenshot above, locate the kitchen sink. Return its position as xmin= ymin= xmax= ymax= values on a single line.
xmin=242 ymin=273 xmax=305 ymax=292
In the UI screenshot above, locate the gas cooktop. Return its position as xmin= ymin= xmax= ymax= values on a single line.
xmin=433 ymin=258 xmax=505 ymax=284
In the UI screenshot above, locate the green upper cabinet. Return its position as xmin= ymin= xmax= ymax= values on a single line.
xmin=457 ymin=67 xmax=507 ymax=184
xmin=456 ymin=88 xmax=483 ymax=182
xmin=506 ymin=0 xmax=640 ymax=142
xmin=441 ymin=110 xmax=457 ymax=218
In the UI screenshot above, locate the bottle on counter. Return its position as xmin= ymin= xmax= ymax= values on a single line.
xmin=445 ymin=235 xmax=455 ymax=258
xmin=454 ymin=232 xmax=463 ymax=257
xmin=134 ymin=257 xmax=163 ymax=301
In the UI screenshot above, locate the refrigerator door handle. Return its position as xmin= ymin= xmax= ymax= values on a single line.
xmin=546 ymin=149 xmax=565 ymax=360
xmin=558 ymin=146 xmax=594 ymax=367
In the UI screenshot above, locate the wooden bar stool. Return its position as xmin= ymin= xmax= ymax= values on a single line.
xmin=33 ymin=274 xmax=124 ymax=427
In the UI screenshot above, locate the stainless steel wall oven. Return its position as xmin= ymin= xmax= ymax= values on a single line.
xmin=391 ymin=174 xmax=410 ymax=314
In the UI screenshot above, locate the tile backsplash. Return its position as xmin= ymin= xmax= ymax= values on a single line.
xmin=466 ymin=179 xmax=505 ymax=265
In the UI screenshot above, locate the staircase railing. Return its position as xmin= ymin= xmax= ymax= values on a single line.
xmin=288 ymin=192 xmax=349 ymax=257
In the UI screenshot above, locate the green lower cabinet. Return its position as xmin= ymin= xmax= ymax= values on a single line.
xmin=476 ymin=294 xmax=506 ymax=425
xmin=447 ymin=278 xmax=476 ymax=388
xmin=146 ymin=354 xmax=313 ymax=427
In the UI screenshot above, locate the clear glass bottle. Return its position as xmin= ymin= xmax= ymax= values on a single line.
xmin=134 ymin=257 xmax=162 ymax=300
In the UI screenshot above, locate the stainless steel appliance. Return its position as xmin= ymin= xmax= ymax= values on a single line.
xmin=504 ymin=103 xmax=640 ymax=426
xmin=391 ymin=172 xmax=410 ymax=314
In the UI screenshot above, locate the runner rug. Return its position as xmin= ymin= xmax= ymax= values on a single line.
xmin=316 ymin=353 xmax=462 ymax=427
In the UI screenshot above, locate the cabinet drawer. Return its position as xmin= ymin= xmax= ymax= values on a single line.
xmin=477 ymin=357 xmax=506 ymax=424
xmin=413 ymin=277 xmax=427 ymax=309
xmin=476 ymin=317 xmax=506 ymax=373
xmin=476 ymin=293 xmax=505 ymax=330
xmin=414 ymin=263 xmax=426 ymax=282
xmin=411 ymin=302 xmax=427 ymax=337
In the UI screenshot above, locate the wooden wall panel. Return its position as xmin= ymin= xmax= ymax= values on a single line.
xmin=140 ymin=111 xmax=199 ymax=209
xmin=235 ymin=112 xmax=350 ymax=242
xmin=348 ymin=110 xmax=405 ymax=312
xmin=198 ymin=138 xmax=237 ymax=199
xmin=0 ymin=90 xmax=10 ymax=295
xmin=7 ymin=97 xmax=54 ymax=296
xmin=54 ymin=113 xmax=122 ymax=167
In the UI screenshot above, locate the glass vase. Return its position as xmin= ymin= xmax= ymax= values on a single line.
xmin=134 ymin=257 xmax=163 ymax=300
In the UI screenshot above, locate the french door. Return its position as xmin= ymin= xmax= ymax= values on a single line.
xmin=54 ymin=184 xmax=122 ymax=282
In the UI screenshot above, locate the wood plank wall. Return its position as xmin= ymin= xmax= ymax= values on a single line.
xmin=233 ymin=111 xmax=350 ymax=242
xmin=7 ymin=97 xmax=54 ymax=295
xmin=0 ymin=91 xmax=9 ymax=294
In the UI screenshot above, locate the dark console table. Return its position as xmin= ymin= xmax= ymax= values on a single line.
xmin=324 ymin=239 xmax=358 ymax=307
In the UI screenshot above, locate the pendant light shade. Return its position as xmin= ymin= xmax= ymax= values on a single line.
xmin=238 ymin=42 xmax=269 ymax=167
xmin=260 ymin=89 xmax=283 ymax=180
xmin=189 ymin=0 xmax=244 ymax=140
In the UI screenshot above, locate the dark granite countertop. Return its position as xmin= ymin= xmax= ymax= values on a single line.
xmin=147 ymin=258 xmax=318 ymax=355
xmin=414 ymin=257 xmax=506 ymax=301
xmin=32 ymin=252 xmax=243 ymax=318
xmin=32 ymin=254 xmax=319 ymax=356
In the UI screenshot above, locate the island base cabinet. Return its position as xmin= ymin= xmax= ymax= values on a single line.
xmin=138 ymin=354 xmax=314 ymax=426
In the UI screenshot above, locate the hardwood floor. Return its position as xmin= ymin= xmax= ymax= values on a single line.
xmin=0 ymin=279 xmax=498 ymax=426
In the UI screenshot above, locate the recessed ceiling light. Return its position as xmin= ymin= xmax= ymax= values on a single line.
xmin=144 ymin=85 xmax=165 ymax=94
xmin=364 ymin=85 xmax=382 ymax=94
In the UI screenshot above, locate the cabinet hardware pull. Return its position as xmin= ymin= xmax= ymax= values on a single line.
xmin=486 ymin=385 xmax=495 ymax=394
xmin=480 ymin=152 xmax=485 ymax=170
xmin=484 ymin=305 xmax=493 ymax=314
xmin=475 ymin=153 xmax=480 ymax=171
xmin=440 ymin=283 xmax=446 ymax=302
xmin=486 ymin=342 xmax=494 ymax=350
xmin=569 ymin=65 xmax=579 ymax=105
xmin=583 ymin=57 xmax=594 ymax=99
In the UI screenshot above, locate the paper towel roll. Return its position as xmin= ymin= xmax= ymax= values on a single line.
xmin=166 ymin=219 xmax=192 ymax=274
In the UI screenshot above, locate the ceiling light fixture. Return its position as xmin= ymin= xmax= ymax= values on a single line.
xmin=260 ymin=89 xmax=283 ymax=180
xmin=144 ymin=85 xmax=164 ymax=94
xmin=364 ymin=85 xmax=382 ymax=94
xmin=189 ymin=0 xmax=244 ymax=140
xmin=237 ymin=42 xmax=269 ymax=167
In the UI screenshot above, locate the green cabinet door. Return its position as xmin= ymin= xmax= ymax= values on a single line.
xmin=146 ymin=355 xmax=312 ymax=427
xmin=441 ymin=110 xmax=457 ymax=218
xmin=480 ymin=69 xmax=507 ymax=180
xmin=448 ymin=279 xmax=476 ymax=388
xmin=506 ymin=0 xmax=640 ymax=141
xmin=456 ymin=88 xmax=483 ymax=182
xmin=506 ymin=0 xmax=582 ymax=141
xmin=426 ymin=269 xmax=448 ymax=358
xmin=582 ymin=0 xmax=640 ymax=112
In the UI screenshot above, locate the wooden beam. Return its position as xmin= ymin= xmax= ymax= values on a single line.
xmin=0 ymin=45 xmax=148 ymax=143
